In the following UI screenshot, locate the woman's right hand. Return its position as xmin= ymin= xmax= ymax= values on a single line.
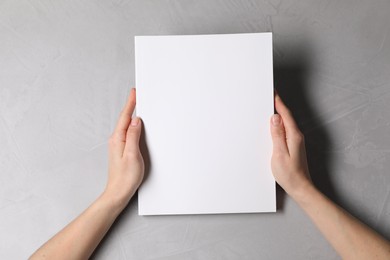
xmin=270 ymin=94 xmax=313 ymax=199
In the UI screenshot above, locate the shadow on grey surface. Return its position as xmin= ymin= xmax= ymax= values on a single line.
xmin=274 ymin=49 xmax=390 ymax=241
xmin=273 ymin=50 xmax=339 ymax=210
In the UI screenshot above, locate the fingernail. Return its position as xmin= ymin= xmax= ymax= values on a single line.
xmin=272 ymin=114 xmax=281 ymax=126
xmin=131 ymin=117 xmax=140 ymax=126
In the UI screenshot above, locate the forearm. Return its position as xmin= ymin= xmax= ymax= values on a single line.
xmin=30 ymin=88 xmax=144 ymax=259
xmin=292 ymin=185 xmax=390 ymax=259
xmin=30 ymin=192 xmax=125 ymax=260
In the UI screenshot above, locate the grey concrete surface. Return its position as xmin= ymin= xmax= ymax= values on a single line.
xmin=1 ymin=0 xmax=390 ymax=259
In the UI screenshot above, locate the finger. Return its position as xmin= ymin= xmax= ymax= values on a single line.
xmin=274 ymin=94 xmax=300 ymax=134
xmin=111 ymin=88 xmax=136 ymax=157
xmin=115 ymin=88 xmax=136 ymax=135
xmin=124 ymin=117 xmax=142 ymax=156
xmin=270 ymin=114 xmax=289 ymax=156
xmin=274 ymin=93 xmax=304 ymax=156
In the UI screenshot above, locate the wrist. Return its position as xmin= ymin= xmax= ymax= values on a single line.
xmin=288 ymin=180 xmax=316 ymax=204
xmin=99 ymin=189 xmax=134 ymax=215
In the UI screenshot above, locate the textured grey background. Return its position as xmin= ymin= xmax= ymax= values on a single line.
xmin=1 ymin=0 xmax=389 ymax=259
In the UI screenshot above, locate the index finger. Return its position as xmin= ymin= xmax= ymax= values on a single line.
xmin=114 ymin=88 xmax=136 ymax=137
xmin=110 ymin=88 xmax=137 ymax=160
xmin=274 ymin=94 xmax=300 ymax=135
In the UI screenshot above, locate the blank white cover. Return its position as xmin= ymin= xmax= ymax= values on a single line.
xmin=135 ymin=33 xmax=275 ymax=215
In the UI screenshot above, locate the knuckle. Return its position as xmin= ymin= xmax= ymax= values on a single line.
xmin=125 ymin=150 xmax=141 ymax=160
xmin=285 ymin=108 xmax=292 ymax=116
xmin=126 ymin=127 xmax=139 ymax=137
xmin=272 ymin=152 xmax=288 ymax=163
xmin=109 ymin=132 xmax=124 ymax=146
xmin=272 ymin=128 xmax=285 ymax=138
xmin=292 ymin=131 xmax=304 ymax=142
xmin=272 ymin=151 xmax=283 ymax=159
xmin=284 ymin=107 xmax=293 ymax=118
xmin=108 ymin=135 xmax=116 ymax=146
xmin=127 ymin=127 xmax=136 ymax=134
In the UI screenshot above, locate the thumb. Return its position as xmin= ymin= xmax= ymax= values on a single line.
xmin=124 ymin=117 xmax=142 ymax=155
xmin=270 ymin=114 xmax=289 ymax=155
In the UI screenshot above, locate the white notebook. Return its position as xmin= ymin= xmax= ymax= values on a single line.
xmin=135 ymin=32 xmax=275 ymax=215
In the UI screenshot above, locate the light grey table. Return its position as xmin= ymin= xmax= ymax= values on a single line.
xmin=1 ymin=1 xmax=389 ymax=259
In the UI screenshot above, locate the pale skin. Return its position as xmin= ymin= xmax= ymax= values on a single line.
xmin=271 ymin=94 xmax=390 ymax=259
xmin=30 ymin=88 xmax=390 ymax=259
xmin=30 ymin=88 xmax=144 ymax=259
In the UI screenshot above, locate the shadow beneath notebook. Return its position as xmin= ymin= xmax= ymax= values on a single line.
xmin=273 ymin=50 xmax=337 ymax=212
